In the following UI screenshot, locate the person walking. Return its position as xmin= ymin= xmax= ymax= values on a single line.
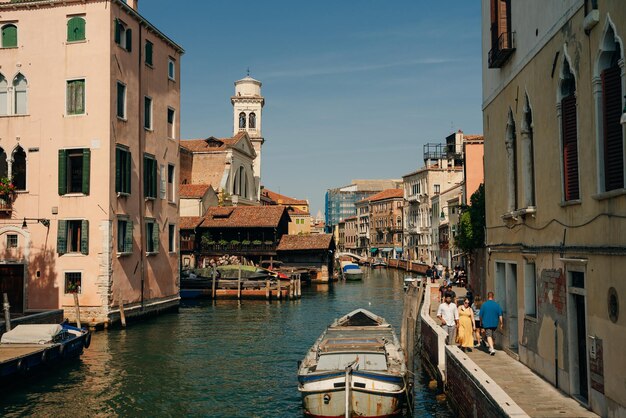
xmin=457 ymin=298 xmax=475 ymax=352
xmin=437 ymin=292 xmax=459 ymax=345
xmin=479 ymin=291 xmax=503 ymax=355
xmin=471 ymin=295 xmax=483 ymax=348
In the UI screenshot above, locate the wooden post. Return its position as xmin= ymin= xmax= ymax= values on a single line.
xmin=277 ymin=281 xmax=282 ymax=301
xmin=212 ymin=267 xmax=217 ymax=300
xmin=237 ymin=264 xmax=242 ymax=300
xmin=73 ymin=293 xmax=82 ymax=329
xmin=297 ymin=275 xmax=302 ymax=298
xmin=119 ymin=300 xmax=127 ymax=327
xmin=289 ymin=279 xmax=294 ymax=299
xmin=265 ymin=280 xmax=270 ymax=300
xmin=2 ymin=293 xmax=11 ymax=331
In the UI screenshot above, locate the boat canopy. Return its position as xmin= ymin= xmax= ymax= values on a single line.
xmin=381 ymin=248 xmax=392 ymax=253
xmin=333 ymin=309 xmax=386 ymax=327
xmin=1 ymin=324 xmax=62 ymax=344
xmin=395 ymin=247 xmax=403 ymax=253
xmin=370 ymin=248 xmax=378 ymax=253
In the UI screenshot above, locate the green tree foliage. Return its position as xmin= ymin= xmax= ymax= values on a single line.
xmin=455 ymin=183 xmax=485 ymax=253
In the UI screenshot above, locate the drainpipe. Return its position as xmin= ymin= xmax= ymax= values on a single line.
xmin=138 ymin=20 xmax=145 ymax=310
xmin=554 ymin=320 xmax=559 ymax=388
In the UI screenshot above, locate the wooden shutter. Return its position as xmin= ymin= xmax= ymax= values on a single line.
xmin=80 ymin=220 xmax=89 ymax=255
xmin=561 ymin=94 xmax=579 ymax=200
xmin=143 ymin=156 xmax=149 ymax=197
xmin=67 ymin=18 xmax=79 ymax=42
xmin=152 ymin=220 xmax=160 ymax=253
xmin=151 ymin=159 xmax=157 ymax=198
xmin=160 ymin=164 xmax=166 ymax=199
xmin=57 ymin=220 xmax=67 ymax=255
xmin=125 ymin=220 xmax=133 ymax=253
xmin=125 ymin=149 xmax=131 ymax=194
xmin=602 ymin=65 xmax=624 ymax=191
xmin=145 ymin=41 xmax=153 ymax=65
xmin=58 ymin=149 xmax=67 ymax=195
xmin=82 ymin=148 xmax=90 ymax=195
xmin=2 ymin=25 xmax=17 ymax=48
xmin=125 ymin=28 xmax=132 ymax=52
xmin=114 ymin=19 xmax=121 ymax=45
xmin=76 ymin=80 xmax=84 ymax=114
xmin=115 ymin=148 xmax=121 ymax=193
xmin=75 ymin=18 xmax=85 ymax=41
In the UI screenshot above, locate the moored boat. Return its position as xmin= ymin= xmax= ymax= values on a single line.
xmin=297 ymin=309 xmax=407 ymax=417
xmin=371 ymin=258 xmax=388 ymax=268
xmin=341 ymin=262 xmax=363 ymax=281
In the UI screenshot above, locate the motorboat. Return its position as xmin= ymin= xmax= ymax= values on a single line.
xmin=403 ymin=276 xmax=421 ymax=291
xmin=341 ymin=262 xmax=363 ymax=281
xmin=371 ymin=258 xmax=388 ymax=268
xmin=297 ymin=309 xmax=408 ymax=417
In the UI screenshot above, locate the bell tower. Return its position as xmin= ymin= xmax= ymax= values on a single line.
xmin=232 ymin=74 xmax=264 ymax=198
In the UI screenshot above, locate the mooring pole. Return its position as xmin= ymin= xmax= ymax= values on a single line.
xmin=73 ymin=293 xmax=82 ymax=329
xmin=2 ymin=293 xmax=11 ymax=331
xmin=212 ymin=267 xmax=217 ymax=300
xmin=237 ymin=264 xmax=242 ymax=300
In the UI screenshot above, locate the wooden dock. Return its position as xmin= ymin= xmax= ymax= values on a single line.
xmin=181 ymin=275 xmax=302 ymax=300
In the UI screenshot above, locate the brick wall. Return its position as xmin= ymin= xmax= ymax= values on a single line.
xmin=421 ymin=319 xmax=440 ymax=378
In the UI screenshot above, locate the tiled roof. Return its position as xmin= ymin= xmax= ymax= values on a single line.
xmin=288 ymin=207 xmax=310 ymax=216
xmin=261 ymin=188 xmax=308 ymax=206
xmin=180 ymin=132 xmax=247 ymax=153
xmin=199 ymin=206 xmax=288 ymax=228
xmin=277 ymin=234 xmax=334 ymax=251
xmin=180 ymin=216 xmax=203 ymax=230
xmin=368 ymin=188 xmax=403 ymax=202
xmin=464 ymin=134 xmax=484 ymax=141
xmin=179 ymin=183 xmax=211 ymax=198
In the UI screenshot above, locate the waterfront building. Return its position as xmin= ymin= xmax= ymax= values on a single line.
xmin=0 ymin=0 xmax=183 ymax=324
xmin=368 ymin=189 xmax=404 ymax=259
xmin=430 ymin=183 xmax=463 ymax=268
xmin=276 ymin=234 xmax=335 ymax=282
xmin=355 ymin=198 xmax=371 ymax=257
xmin=336 ymin=220 xmax=345 ymax=252
xmin=324 ymin=179 xmax=401 ymax=233
xmin=179 ymin=184 xmax=218 ymax=217
xmin=481 ymin=0 xmax=625 ymax=415
xmin=260 ymin=188 xmax=311 ymax=235
xmin=343 ymin=216 xmax=358 ymax=254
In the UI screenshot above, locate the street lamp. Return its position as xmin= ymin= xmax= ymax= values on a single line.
xmin=21 ymin=218 xmax=50 ymax=229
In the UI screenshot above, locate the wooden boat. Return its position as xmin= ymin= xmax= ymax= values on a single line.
xmin=297 ymin=309 xmax=407 ymax=417
xmin=0 ymin=322 xmax=90 ymax=384
xmin=341 ymin=262 xmax=363 ymax=281
xmin=371 ymin=258 xmax=388 ymax=268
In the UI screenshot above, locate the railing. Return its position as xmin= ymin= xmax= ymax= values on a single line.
xmin=199 ymin=243 xmax=278 ymax=253
xmin=488 ymin=31 xmax=516 ymax=68
xmin=180 ymin=240 xmax=195 ymax=252
xmin=0 ymin=198 xmax=12 ymax=213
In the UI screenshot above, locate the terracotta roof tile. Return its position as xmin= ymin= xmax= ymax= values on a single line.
xmin=199 ymin=205 xmax=288 ymax=228
xmin=367 ymin=188 xmax=403 ymax=202
xmin=180 ymin=216 xmax=203 ymax=230
xmin=464 ymin=134 xmax=484 ymax=141
xmin=179 ymin=183 xmax=211 ymax=198
xmin=180 ymin=132 xmax=247 ymax=153
xmin=261 ymin=188 xmax=308 ymax=206
xmin=288 ymin=207 xmax=310 ymax=216
xmin=277 ymin=234 xmax=334 ymax=251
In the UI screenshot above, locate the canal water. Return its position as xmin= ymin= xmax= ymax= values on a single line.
xmin=0 ymin=268 xmax=452 ymax=417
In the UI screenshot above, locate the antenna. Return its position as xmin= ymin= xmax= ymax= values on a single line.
xmin=246 ymin=67 xmax=250 ymax=77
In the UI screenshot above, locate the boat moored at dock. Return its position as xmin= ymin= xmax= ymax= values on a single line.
xmin=341 ymin=262 xmax=364 ymax=281
xmin=297 ymin=308 xmax=407 ymax=417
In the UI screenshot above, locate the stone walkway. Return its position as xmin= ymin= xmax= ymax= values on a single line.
xmin=428 ymin=283 xmax=598 ymax=418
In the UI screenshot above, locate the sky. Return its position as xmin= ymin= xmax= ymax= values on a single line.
xmin=140 ymin=1 xmax=483 ymax=216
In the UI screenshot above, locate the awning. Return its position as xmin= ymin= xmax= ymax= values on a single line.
xmin=370 ymin=248 xmax=378 ymax=253
xmin=381 ymin=248 xmax=393 ymax=253
xmin=395 ymin=247 xmax=403 ymax=253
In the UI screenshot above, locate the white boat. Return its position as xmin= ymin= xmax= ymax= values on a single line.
xmin=403 ymin=276 xmax=421 ymax=290
xmin=341 ymin=262 xmax=363 ymax=281
xmin=297 ymin=309 xmax=408 ymax=417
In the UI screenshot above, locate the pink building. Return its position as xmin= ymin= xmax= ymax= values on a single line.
xmin=0 ymin=0 xmax=183 ymax=326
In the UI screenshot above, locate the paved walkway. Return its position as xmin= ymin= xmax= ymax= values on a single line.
xmin=428 ymin=283 xmax=598 ymax=418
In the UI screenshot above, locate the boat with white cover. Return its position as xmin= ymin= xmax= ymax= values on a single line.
xmin=341 ymin=262 xmax=363 ymax=281
xmin=297 ymin=309 xmax=407 ymax=417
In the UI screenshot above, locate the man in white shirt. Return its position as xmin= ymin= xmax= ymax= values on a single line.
xmin=437 ymin=292 xmax=459 ymax=345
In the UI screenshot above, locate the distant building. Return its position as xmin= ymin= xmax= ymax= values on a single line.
xmin=0 ymin=0 xmax=183 ymax=324
xmin=260 ymin=188 xmax=310 ymax=234
xmin=482 ymin=1 xmax=625 ymax=415
xmin=276 ymin=234 xmax=335 ymax=282
xmin=355 ymin=198 xmax=371 ymax=257
xmin=179 ymin=184 xmax=218 ymax=217
xmin=430 ymin=182 xmax=463 ymax=268
xmin=344 ymin=216 xmax=358 ymax=253
xmin=368 ymin=189 xmax=404 ymax=259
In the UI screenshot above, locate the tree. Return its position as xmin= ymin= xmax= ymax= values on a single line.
xmin=455 ymin=183 xmax=485 ymax=253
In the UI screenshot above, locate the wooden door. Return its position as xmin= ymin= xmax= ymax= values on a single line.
xmin=0 ymin=264 xmax=24 ymax=314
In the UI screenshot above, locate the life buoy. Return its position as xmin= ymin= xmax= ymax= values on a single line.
xmin=83 ymin=332 xmax=91 ymax=349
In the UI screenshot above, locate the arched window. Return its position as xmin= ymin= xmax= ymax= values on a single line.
xmin=521 ymin=94 xmax=535 ymax=208
xmin=233 ymin=169 xmax=240 ymax=195
xmin=595 ymin=23 xmax=624 ymax=192
xmin=1 ymin=24 xmax=17 ymax=48
xmin=239 ymin=112 xmax=246 ymax=129
xmin=249 ymin=112 xmax=256 ymax=129
xmin=238 ymin=166 xmax=245 ymax=197
xmin=243 ymin=171 xmax=249 ymax=199
xmin=12 ymin=146 xmax=26 ymax=191
xmin=0 ymin=74 xmax=7 ymax=116
xmin=505 ymin=109 xmax=517 ymax=212
xmin=559 ymin=57 xmax=579 ymax=201
xmin=0 ymin=148 xmax=7 ymax=179
xmin=67 ymin=17 xmax=86 ymax=42
xmin=13 ymin=73 xmax=27 ymax=115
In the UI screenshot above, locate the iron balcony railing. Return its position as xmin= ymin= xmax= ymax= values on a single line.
xmin=488 ymin=31 xmax=516 ymax=68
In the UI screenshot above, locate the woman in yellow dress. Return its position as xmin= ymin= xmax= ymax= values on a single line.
xmin=457 ymin=298 xmax=475 ymax=351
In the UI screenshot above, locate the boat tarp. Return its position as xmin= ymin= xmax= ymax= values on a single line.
xmin=381 ymin=248 xmax=393 ymax=253
xmin=343 ymin=265 xmax=361 ymax=272
xmin=395 ymin=247 xmax=403 ymax=253
xmin=1 ymin=324 xmax=63 ymax=344
xmin=370 ymin=248 xmax=378 ymax=253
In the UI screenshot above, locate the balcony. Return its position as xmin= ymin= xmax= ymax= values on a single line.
xmin=0 ymin=197 xmax=13 ymax=214
xmin=488 ymin=31 xmax=515 ymax=68
xmin=200 ymin=242 xmax=278 ymax=255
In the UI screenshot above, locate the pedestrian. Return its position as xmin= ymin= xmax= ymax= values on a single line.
xmin=479 ymin=291 xmax=503 ymax=355
xmin=457 ymin=298 xmax=475 ymax=351
xmin=439 ymin=281 xmax=447 ymax=302
xmin=444 ymin=267 xmax=451 ymax=283
xmin=446 ymin=284 xmax=456 ymax=302
xmin=471 ymin=295 xmax=483 ymax=348
xmin=437 ymin=292 xmax=459 ymax=345
xmin=465 ymin=285 xmax=474 ymax=306
xmin=426 ymin=266 xmax=434 ymax=284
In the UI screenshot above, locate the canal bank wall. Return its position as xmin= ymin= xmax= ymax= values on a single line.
xmin=420 ymin=285 xmax=528 ymax=418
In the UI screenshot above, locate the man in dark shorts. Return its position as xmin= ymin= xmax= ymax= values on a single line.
xmin=479 ymin=291 xmax=503 ymax=355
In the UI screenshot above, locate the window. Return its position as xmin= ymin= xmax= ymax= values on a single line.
xmin=249 ymin=112 xmax=256 ymax=129
xmin=57 ymin=219 xmax=89 ymax=255
xmin=524 ymin=262 xmax=537 ymax=317
xmin=117 ymin=217 xmax=133 ymax=254
xmin=167 ymin=108 xmax=175 ymax=139
xmin=168 ymin=57 xmax=175 ymax=80
xmin=145 ymin=40 xmax=153 ymax=66
xmin=115 ymin=146 xmax=131 ymax=195
xmin=114 ymin=19 xmax=132 ymax=52
xmin=7 ymin=234 xmax=17 ymax=248
xmin=238 ymin=112 xmax=246 ymax=129
xmin=13 ymin=74 xmax=27 ymax=115
xmin=488 ymin=0 xmax=514 ymax=68
xmin=12 ymin=146 xmax=26 ymax=191
xmin=144 ymin=96 xmax=152 ymax=130
xmin=521 ymin=95 xmax=535 ymax=208
xmin=58 ymin=148 xmax=90 ymax=195
xmin=66 ymin=79 xmax=85 ymax=115
xmin=560 ymin=59 xmax=579 ymax=201
xmin=1 ymin=24 xmax=17 ymax=48
xmin=67 ymin=16 xmax=85 ymax=42
xmin=433 ymin=184 xmax=440 ymax=194
xmin=116 ymin=82 xmax=126 ymax=119
xmin=0 ymin=148 xmax=7 ymax=178
xmin=145 ymin=219 xmax=158 ymax=253
xmin=167 ymin=164 xmax=175 ymax=202
xmin=506 ymin=109 xmax=518 ymax=212
xmin=143 ymin=154 xmax=157 ymax=198
xmin=159 ymin=164 xmax=166 ymax=199
xmin=168 ymin=224 xmax=175 ymax=252
xmin=0 ymin=75 xmax=7 ymax=115
xmin=64 ymin=272 xmax=82 ymax=294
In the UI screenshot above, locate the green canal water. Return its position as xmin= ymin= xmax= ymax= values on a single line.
xmin=0 ymin=268 xmax=453 ymax=417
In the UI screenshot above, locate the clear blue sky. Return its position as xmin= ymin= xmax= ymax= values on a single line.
xmin=140 ymin=1 xmax=483 ymax=216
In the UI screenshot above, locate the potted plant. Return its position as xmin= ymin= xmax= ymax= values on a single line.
xmin=242 ymin=239 xmax=251 ymax=245
xmin=0 ymin=177 xmax=16 ymax=204
xmin=252 ymin=240 xmax=262 ymax=245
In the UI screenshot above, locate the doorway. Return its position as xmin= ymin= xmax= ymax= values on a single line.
xmin=569 ymin=270 xmax=588 ymax=403
xmin=0 ymin=264 xmax=25 ymax=314
xmin=506 ymin=263 xmax=518 ymax=350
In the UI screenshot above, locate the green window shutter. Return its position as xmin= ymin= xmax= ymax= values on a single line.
xmin=125 ymin=220 xmax=133 ymax=253
xmin=152 ymin=160 xmax=157 ymax=198
xmin=80 ymin=220 xmax=89 ymax=255
xmin=82 ymin=148 xmax=90 ymax=195
xmin=145 ymin=41 xmax=153 ymax=65
xmin=115 ymin=148 xmax=121 ymax=193
xmin=2 ymin=25 xmax=17 ymax=48
xmin=67 ymin=17 xmax=85 ymax=42
xmin=125 ymin=28 xmax=132 ymax=51
xmin=57 ymin=220 xmax=67 ymax=255
xmin=125 ymin=150 xmax=131 ymax=194
xmin=58 ymin=149 xmax=67 ymax=195
xmin=114 ymin=19 xmax=121 ymax=44
xmin=143 ymin=156 xmax=148 ymax=197
xmin=152 ymin=221 xmax=160 ymax=253
xmin=76 ymin=18 xmax=85 ymax=41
